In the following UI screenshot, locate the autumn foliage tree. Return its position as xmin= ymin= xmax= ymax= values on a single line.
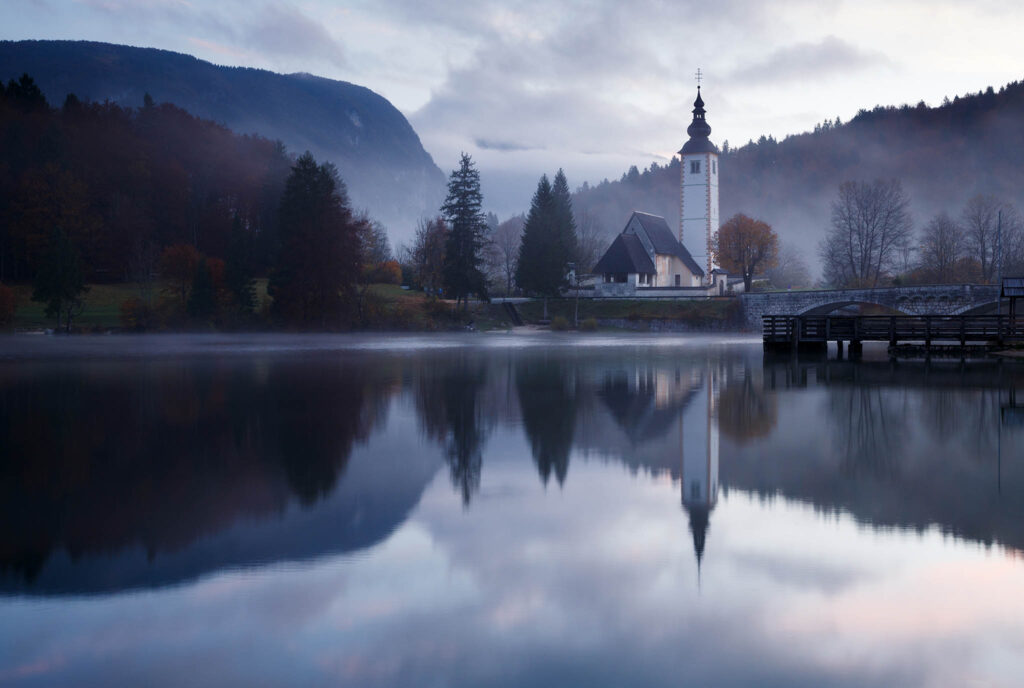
xmin=712 ymin=213 xmax=779 ymax=292
xmin=159 ymin=244 xmax=201 ymax=309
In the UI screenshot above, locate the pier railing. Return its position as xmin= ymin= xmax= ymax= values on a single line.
xmin=763 ymin=314 xmax=1024 ymax=349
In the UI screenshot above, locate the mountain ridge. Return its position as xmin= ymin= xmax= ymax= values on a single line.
xmin=0 ymin=39 xmax=446 ymax=240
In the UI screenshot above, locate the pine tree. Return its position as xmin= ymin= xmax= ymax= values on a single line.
xmin=441 ymin=153 xmax=488 ymax=312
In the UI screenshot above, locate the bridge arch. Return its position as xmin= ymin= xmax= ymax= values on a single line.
xmin=798 ymin=301 xmax=910 ymax=316
xmin=740 ymin=284 xmax=1001 ymax=329
xmin=955 ymin=300 xmax=1001 ymax=315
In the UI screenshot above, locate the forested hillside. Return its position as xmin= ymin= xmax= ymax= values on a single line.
xmin=0 ymin=74 xmax=290 ymax=283
xmin=574 ymin=80 xmax=1024 ymax=276
xmin=0 ymin=40 xmax=446 ymax=236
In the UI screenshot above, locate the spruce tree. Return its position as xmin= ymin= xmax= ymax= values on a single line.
xmin=516 ymin=171 xmax=577 ymax=301
xmin=551 ymin=168 xmax=579 ymax=268
xmin=441 ymin=153 xmax=488 ymax=312
xmin=515 ymin=174 xmax=557 ymax=296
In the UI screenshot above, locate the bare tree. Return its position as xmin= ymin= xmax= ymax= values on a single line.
xmin=356 ymin=213 xmax=392 ymax=265
xmin=765 ymin=242 xmax=812 ymax=289
xmin=918 ymin=212 xmax=966 ymax=283
xmin=819 ymin=179 xmax=913 ymax=287
xmin=962 ymin=195 xmax=1024 ymax=282
xmin=575 ymin=207 xmax=605 ymax=276
xmin=961 ymin=195 xmax=999 ymax=283
xmin=490 ymin=214 xmax=523 ymax=296
xmin=412 ymin=217 xmax=448 ymax=297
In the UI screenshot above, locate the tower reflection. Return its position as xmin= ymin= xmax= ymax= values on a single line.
xmin=680 ymin=362 xmax=720 ymax=574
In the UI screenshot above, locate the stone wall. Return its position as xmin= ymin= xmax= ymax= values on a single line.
xmin=740 ymin=285 xmax=1001 ymax=330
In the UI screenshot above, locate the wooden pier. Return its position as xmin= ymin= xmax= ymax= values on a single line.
xmin=763 ymin=314 xmax=1024 ymax=354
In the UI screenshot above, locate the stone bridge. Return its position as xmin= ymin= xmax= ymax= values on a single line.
xmin=740 ymin=284 xmax=1001 ymax=329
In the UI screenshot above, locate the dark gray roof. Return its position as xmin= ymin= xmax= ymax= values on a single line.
xmin=593 ymin=233 xmax=655 ymax=274
xmin=1002 ymin=277 xmax=1024 ymax=297
xmin=631 ymin=212 xmax=705 ymax=277
xmin=679 ymin=138 xmax=719 ymax=155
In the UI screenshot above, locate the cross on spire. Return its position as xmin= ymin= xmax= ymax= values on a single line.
xmin=694 ymin=68 xmax=703 ymax=88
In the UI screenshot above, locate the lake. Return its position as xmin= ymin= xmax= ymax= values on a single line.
xmin=1 ymin=333 xmax=1023 ymax=687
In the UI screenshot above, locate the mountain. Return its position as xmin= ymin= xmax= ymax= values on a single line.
xmin=0 ymin=40 xmax=446 ymax=240
xmin=573 ymin=81 xmax=1024 ymax=275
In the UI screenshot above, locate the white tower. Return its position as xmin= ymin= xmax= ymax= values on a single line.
xmin=679 ymin=83 xmax=720 ymax=282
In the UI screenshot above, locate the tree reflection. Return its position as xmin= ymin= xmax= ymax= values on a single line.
xmin=0 ymin=356 xmax=394 ymax=582
xmin=516 ymin=357 xmax=578 ymax=486
xmin=717 ymin=365 xmax=777 ymax=444
xmin=414 ymin=353 xmax=490 ymax=505
xmin=828 ymin=386 xmax=906 ymax=479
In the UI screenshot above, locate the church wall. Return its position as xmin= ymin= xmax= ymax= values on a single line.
xmin=708 ymin=156 xmax=720 ymax=276
xmin=655 ymin=254 xmax=702 ymax=288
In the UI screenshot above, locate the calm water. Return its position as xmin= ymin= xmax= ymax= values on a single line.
xmin=2 ymin=333 xmax=1023 ymax=687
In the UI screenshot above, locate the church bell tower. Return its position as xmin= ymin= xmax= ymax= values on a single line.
xmin=679 ymin=76 xmax=720 ymax=281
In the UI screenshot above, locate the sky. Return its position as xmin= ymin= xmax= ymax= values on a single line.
xmin=4 ymin=0 xmax=1024 ymax=217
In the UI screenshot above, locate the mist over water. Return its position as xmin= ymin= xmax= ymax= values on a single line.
xmin=1 ymin=334 xmax=1023 ymax=687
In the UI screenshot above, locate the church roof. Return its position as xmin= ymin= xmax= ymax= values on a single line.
xmin=679 ymin=86 xmax=719 ymax=155
xmin=592 ymin=233 xmax=655 ymax=274
xmin=631 ymin=212 xmax=706 ymax=277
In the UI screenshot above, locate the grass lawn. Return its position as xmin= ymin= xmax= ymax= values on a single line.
xmin=11 ymin=283 xmax=146 ymax=330
xmin=6 ymin=281 xmax=738 ymax=332
xmin=515 ymin=297 xmax=741 ymax=324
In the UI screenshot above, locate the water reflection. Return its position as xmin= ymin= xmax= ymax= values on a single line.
xmin=414 ymin=352 xmax=491 ymax=505
xmin=516 ymin=356 xmax=577 ymax=486
xmin=0 ymin=354 xmax=420 ymax=592
xmin=1 ymin=341 xmax=1023 ymax=597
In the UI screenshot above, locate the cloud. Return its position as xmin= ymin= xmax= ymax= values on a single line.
xmin=242 ymin=5 xmax=345 ymax=68
xmin=71 ymin=1 xmax=345 ymax=68
xmin=730 ymin=36 xmax=891 ymax=85
xmin=474 ymin=138 xmax=540 ymax=153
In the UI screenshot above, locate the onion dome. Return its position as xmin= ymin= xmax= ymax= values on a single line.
xmin=679 ymin=87 xmax=719 ymax=155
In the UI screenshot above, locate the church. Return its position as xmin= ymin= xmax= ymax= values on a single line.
xmin=593 ymin=86 xmax=727 ymax=296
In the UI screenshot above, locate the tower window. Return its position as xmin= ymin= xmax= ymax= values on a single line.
xmin=712 ymin=159 xmax=717 ymax=174
xmin=690 ymin=160 xmax=701 ymax=174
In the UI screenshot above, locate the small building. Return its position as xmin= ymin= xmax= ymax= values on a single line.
xmin=1002 ymin=277 xmax=1024 ymax=317
xmin=593 ymin=211 xmax=705 ymax=296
